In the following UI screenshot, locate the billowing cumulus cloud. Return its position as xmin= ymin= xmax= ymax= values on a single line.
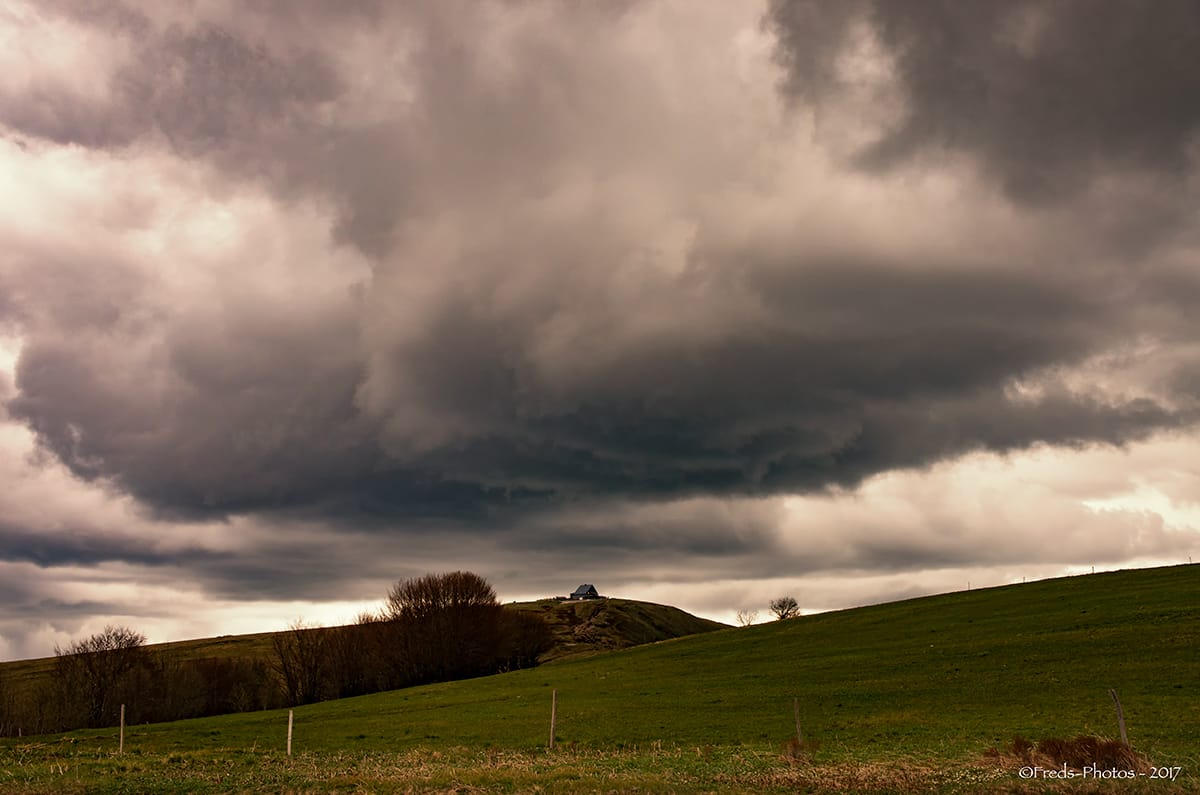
xmin=1 ymin=0 xmax=1198 ymax=658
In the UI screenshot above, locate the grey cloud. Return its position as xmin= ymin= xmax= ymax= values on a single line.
xmin=9 ymin=2 xmax=653 ymax=258
xmin=0 ymin=519 xmax=227 ymax=569
xmin=131 ymin=28 xmax=342 ymax=154
xmin=14 ymin=1 xmax=343 ymax=151
xmin=3 ymin=1 xmax=1199 ymax=528
xmin=343 ymin=249 xmax=1192 ymax=508
xmin=4 ymin=1 xmax=1200 ymax=663
xmin=3 ymin=252 xmax=150 ymax=336
xmin=768 ymin=0 xmax=1200 ymax=204
xmin=9 ymin=320 xmax=377 ymax=518
xmin=179 ymin=480 xmax=1195 ymax=608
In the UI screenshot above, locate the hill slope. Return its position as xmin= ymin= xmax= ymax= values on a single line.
xmin=4 ymin=565 xmax=1198 ymax=794
xmin=6 ymin=565 xmax=1195 ymax=764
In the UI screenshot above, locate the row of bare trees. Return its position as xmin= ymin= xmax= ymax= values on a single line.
xmin=0 ymin=572 xmax=554 ymax=735
xmin=0 ymin=626 xmax=282 ymax=736
xmin=270 ymin=572 xmax=554 ymax=706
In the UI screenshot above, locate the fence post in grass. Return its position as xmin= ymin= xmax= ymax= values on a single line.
xmin=119 ymin=704 xmax=125 ymax=755
xmin=793 ymin=698 xmax=803 ymax=745
xmin=287 ymin=709 xmax=294 ymax=757
xmin=1108 ymin=689 xmax=1129 ymax=747
xmin=549 ymin=690 xmax=558 ymax=750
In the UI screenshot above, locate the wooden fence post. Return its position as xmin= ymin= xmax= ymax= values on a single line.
xmin=287 ymin=709 xmax=294 ymax=757
xmin=119 ymin=704 xmax=125 ymax=755
xmin=549 ymin=690 xmax=558 ymax=750
xmin=1108 ymin=689 xmax=1129 ymax=747
xmin=793 ymin=698 xmax=803 ymax=745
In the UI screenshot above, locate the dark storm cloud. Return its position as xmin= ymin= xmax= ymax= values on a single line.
xmin=3 ymin=0 xmax=1198 ymax=538
xmin=768 ymin=0 xmax=1200 ymax=203
xmin=0 ymin=520 xmax=213 ymax=568
xmin=8 ymin=320 xmax=379 ymax=518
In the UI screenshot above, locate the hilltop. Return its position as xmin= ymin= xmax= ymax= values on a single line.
xmin=511 ymin=597 xmax=728 ymax=661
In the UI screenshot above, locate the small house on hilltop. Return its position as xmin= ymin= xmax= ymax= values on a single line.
xmin=568 ymin=584 xmax=601 ymax=600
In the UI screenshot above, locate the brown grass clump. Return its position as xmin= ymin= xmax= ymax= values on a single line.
xmin=987 ymin=734 xmax=1152 ymax=773
xmin=780 ymin=736 xmax=819 ymax=764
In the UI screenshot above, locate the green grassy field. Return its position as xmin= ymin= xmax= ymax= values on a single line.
xmin=2 ymin=564 xmax=1197 ymax=793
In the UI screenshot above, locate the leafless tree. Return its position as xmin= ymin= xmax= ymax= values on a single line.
xmin=384 ymin=571 xmax=499 ymax=620
xmin=271 ymin=620 xmax=331 ymax=706
xmin=736 ymin=609 xmax=759 ymax=627
xmin=769 ymin=596 xmax=800 ymax=620
xmin=383 ymin=571 xmax=506 ymax=684
xmin=54 ymin=625 xmax=148 ymax=728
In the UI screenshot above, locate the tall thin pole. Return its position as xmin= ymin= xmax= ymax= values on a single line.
xmin=119 ymin=704 xmax=125 ymax=755
xmin=793 ymin=698 xmax=803 ymax=745
xmin=549 ymin=690 xmax=558 ymax=750
xmin=287 ymin=709 xmax=294 ymax=757
xmin=1108 ymin=689 xmax=1129 ymax=747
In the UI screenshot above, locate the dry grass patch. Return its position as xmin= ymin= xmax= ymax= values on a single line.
xmin=986 ymin=735 xmax=1152 ymax=774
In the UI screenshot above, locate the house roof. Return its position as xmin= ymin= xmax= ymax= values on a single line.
xmin=571 ymin=584 xmax=597 ymax=595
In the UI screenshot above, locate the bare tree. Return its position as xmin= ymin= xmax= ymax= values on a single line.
xmin=384 ymin=571 xmax=499 ymax=620
xmin=54 ymin=625 xmax=148 ymax=728
xmin=271 ymin=620 xmax=331 ymax=706
xmin=735 ymin=609 xmax=759 ymax=627
xmin=383 ymin=571 xmax=506 ymax=684
xmin=769 ymin=596 xmax=800 ymax=620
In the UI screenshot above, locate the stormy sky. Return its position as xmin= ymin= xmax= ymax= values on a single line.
xmin=2 ymin=0 xmax=1199 ymax=660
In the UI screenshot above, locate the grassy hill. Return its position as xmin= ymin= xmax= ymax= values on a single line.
xmin=2 ymin=564 xmax=1197 ymax=793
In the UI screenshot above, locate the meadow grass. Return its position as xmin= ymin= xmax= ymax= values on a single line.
xmin=2 ymin=564 xmax=1197 ymax=793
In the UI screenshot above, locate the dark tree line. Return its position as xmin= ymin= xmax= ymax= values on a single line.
xmin=0 ymin=572 xmax=553 ymax=735
xmin=0 ymin=625 xmax=282 ymax=736
xmin=270 ymin=572 xmax=554 ymax=706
